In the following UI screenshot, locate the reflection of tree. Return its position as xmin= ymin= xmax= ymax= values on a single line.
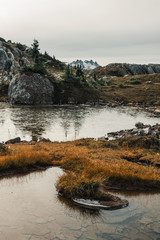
xmin=59 ymin=107 xmax=90 ymax=140
xmin=8 ymin=105 xmax=103 ymax=141
xmin=0 ymin=114 xmax=5 ymax=125
xmin=9 ymin=106 xmax=52 ymax=141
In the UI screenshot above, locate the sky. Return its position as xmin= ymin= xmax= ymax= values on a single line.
xmin=1 ymin=0 xmax=160 ymax=66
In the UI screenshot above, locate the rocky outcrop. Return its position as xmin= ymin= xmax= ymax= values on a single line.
xmin=8 ymin=74 xmax=54 ymax=105
xmin=106 ymin=122 xmax=160 ymax=140
xmin=5 ymin=137 xmax=21 ymax=144
xmin=96 ymin=63 xmax=160 ymax=77
xmin=0 ymin=40 xmax=22 ymax=85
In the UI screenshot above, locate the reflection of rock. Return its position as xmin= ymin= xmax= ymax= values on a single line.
xmin=57 ymin=195 xmax=100 ymax=217
xmin=8 ymin=74 xmax=54 ymax=105
xmin=9 ymin=106 xmax=51 ymax=140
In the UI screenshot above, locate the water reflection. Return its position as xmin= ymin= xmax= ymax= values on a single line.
xmin=57 ymin=195 xmax=100 ymax=218
xmin=10 ymin=106 xmax=52 ymax=141
xmin=0 ymin=169 xmax=48 ymax=187
xmin=0 ymin=103 xmax=160 ymax=142
xmin=0 ymin=167 xmax=160 ymax=240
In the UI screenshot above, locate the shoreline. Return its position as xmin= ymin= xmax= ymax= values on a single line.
xmin=0 ymin=133 xmax=160 ymax=210
xmin=0 ymin=98 xmax=160 ymax=118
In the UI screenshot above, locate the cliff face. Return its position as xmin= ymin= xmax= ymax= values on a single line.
xmin=0 ymin=40 xmax=30 ymax=85
xmin=95 ymin=63 xmax=160 ymax=77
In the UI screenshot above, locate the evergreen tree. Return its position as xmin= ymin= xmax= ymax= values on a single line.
xmin=64 ymin=65 xmax=72 ymax=80
xmin=31 ymin=39 xmax=40 ymax=63
xmin=94 ymin=73 xmax=97 ymax=81
xmin=76 ymin=64 xmax=84 ymax=77
xmin=44 ymin=51 xmax=52 ymax=60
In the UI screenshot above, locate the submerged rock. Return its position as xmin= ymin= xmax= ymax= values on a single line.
xmin=73 ymin=195 xmax=129 ymax=210
xmin=8 ymin=73 xmax=54 ymax=105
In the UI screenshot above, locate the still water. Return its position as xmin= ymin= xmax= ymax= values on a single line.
xmin=0 ymin=167 xmax=160 ymax=240
xmin=0 ymin=103 xmax=160 ymax=142
xmin=0 ymin=103 xmax=160 ymax=240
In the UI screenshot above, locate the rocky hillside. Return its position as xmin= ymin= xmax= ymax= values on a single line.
xmin=94 ymin=63 xmax=160 ymax=77
xmin=0 ymin=37 xmax=160 ymax=106
xmin=0 ymin=37 xmax=64 ymax=86
xmin=0 ymin=37 xmax=100 ymax=104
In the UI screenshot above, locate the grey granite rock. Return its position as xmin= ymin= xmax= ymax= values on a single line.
xmin=0 ymin=49 xmax=9 ymax=69
xmin=8 ymin=73 xmax=54 ymax=105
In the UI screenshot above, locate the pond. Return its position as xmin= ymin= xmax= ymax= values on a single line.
xmin=0 ymin=167 xmax=159 ymax=240
xmin=0 ymin=103 xmax=159 ymax=142
xmin=0 ymin=103 xmax=160 ymax=240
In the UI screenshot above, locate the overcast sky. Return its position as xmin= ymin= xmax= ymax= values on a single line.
xmin=1 ymin=0 xmax=160 ymax=66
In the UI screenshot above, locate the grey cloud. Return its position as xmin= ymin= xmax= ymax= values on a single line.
xmin=1 ymin=0 xmax=160 ymax=65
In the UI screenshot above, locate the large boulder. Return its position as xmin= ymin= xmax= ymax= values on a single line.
xmin=8 ymin=73 xmax=54 ymax=105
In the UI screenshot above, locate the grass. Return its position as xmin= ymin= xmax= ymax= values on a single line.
xmin=0 ymin=144 xmax=52 ymax=173
xmin=98 ymin=73 xmax=160 ymax=105
xmin=0 ymin=136 xmax=160 ymax=199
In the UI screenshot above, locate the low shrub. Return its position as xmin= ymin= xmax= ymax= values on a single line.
xmin=20 ymin=64 xmax=47 ymax=76
xmin=128 ymin=78 xmax=142 ymax=85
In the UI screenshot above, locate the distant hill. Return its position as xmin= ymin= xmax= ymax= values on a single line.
xmin=69 ymin=59 xmax=100 ymax=70
xmin=93 ymin=63 xmax=160 ymax=77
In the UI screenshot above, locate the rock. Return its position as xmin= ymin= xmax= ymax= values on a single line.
xmin=5 ymin=137 xmax=21 ymax=144
xmin=8 ymin=73 xmax=54 ymax=105
xmin=135 ymin=122 xmax=144 ymax=129
xmin=0 ymin=49 xmax=9 ymax=69
xmin=138 ymin=130 xmax=146 ymax=136
xmin=106 ymin=123 xmax=160 ymax=141
xmin=38 ymin=137 xmax=51 ymax=142
xmin=131 ymin=128 xmax=138 ymax=135
xmin=128 ymin=64 xmax=145 ymax=75
xmin=146 ymin=81 xmax=153 ymax=84
xmin=147 ymin=65 xmax=155 ymax=74
xmin=99 ymin=63 xmax=160 ymax=77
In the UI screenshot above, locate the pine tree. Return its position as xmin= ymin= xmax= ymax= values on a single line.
xmin=94 ymin=73 xmax=97 ymax=81
xmin=76 ymin=64 xmax=84 ymax=77
xmin=31 ymin=39 xmax=40 ymax=63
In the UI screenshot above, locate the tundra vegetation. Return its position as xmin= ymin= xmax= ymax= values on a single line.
xmin=0 ymin=135 xmax=160 ymax=199
xmin=0 ymin=37 xmax=160 ymax=200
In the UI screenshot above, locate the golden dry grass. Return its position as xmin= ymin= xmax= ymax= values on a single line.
xmin=0 ymin=138 xmax=160 ymax=198
xmin=0 ymin=143 xmax=52 ymax=172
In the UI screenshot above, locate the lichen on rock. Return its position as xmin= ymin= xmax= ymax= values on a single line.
xmin=8 ymin=73 xmax=54 ymax=105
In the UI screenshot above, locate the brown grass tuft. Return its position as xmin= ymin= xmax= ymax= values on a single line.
xmin=0 ymin=138 xmax=160 ymax=198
